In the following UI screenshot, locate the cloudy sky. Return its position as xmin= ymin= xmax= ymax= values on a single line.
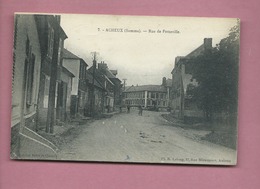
xmin=60 ymin=14 xmax=237 ymax=86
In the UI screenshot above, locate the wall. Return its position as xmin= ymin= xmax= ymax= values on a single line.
xmin=61 ymin=71 xmax=73 ymax=117
xmin=12 ymin=15 xmax=41 ymax=128
xmin=62 ymin=59 xmax=80 ymax=95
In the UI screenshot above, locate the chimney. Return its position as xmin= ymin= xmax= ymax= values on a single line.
xmin=162 ymin=77 xmax=166 ymax=86
xmin=98 ymin=61 xmax=108 ymax=71
xmin=204 ymin=38 xmax=212 ymax=50
xmin=55 ymin=15 xmax=61 ymax=24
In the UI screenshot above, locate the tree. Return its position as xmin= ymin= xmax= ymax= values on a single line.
xmin=187 ymin=23 xmax=240 ymax=121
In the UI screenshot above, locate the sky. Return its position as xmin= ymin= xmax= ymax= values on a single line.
xmin=60 ymin=14 xmax=238 ymax=86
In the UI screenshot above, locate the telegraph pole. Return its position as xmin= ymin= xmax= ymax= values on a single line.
xmin=90 ymin=52 xmax=98 ymax=117
xmin=46 ymin=16 xmax=61 ymax=133
xmin=122 ymin=79 xmax=127 ymax=91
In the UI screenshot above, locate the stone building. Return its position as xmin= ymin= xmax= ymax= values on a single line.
xmin=171 ymin=38 xmax=212 ymax=120
xmin=123 ymin=78 xmax=171 ymax=111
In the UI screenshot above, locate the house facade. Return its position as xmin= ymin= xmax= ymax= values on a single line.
xmin=171 ymin=38 xmax=212 ymax=120
xmin=62 ymin=48 xmax=89 ymax=117
xmin=85 ymin=70 xmax=106 ymax=116
xmin=12 ymin=15 xmax=42 ymax=131
xmin=89 ymin=61 xmax=120 ymax=113
xmin=108 ymin=70 xmax=123 ymax=110
xmin=11 ymin=14 xmax=57 ymax=158
xmin=35 ymin=15 xmax=68 ymax=132
xmin=123 ymin=84 xmax=169 ymax=111
xmin=56 ymin=66 xmax=75 ymax=122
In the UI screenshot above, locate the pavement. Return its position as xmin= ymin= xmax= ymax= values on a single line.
xmin=57 ymin=110 xmax=237 ymax=165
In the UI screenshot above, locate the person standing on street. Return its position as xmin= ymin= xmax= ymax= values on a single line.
xmin=138 ymin=105 xmax=143 ymax=116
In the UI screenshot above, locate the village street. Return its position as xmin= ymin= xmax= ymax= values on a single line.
xmin=57 ymin=110 xmax=237 ymax=165
xmin=11 ymin=15 xmax=238 ymax=166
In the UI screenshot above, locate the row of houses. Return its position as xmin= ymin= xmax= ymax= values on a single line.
xmin=122 ymin=38 xmax=212 ymax=120
xmin=11 ymin=14 xmax=122 ymax=158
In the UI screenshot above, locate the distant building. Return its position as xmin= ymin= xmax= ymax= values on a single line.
xmin=85 ymin=70 xmax=106 ymax=116
xmin=123 ymin=78 xmax=171 ymax=111
xmin=98 ymin=62 xmax=122 ymax=110
xmin=171 ymin=38 xmax=212 ymax=120
xmin=62 ymin=48 xmax=89 ymax=117
xmin=89 ymin=61 xmax=122 ymax=113
xmin=106 ymin=69 xmax=122 ymax=109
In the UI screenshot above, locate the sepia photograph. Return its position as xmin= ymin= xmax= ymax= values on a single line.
xmin=11 ymin=13 xmax=239 ymax=165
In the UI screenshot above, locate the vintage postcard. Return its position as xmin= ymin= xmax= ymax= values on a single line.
xmin=11 ymin=13 xmax=239 ymax=165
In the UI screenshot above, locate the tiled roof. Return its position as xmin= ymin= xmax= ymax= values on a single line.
xmin=105 ymin=69 xmax=117 ymax=79
xmin=124 ymin=85 xmax=167 ymax=92
xmin=62 ymin=48 xmax=80 ymax=59
xmin=86 ymin=70 xmax=105 ymax=89
xmin=110 ymin=70 xmax=117 ymax=76
xmin=89 ymin=66 xmax=118 ymax=84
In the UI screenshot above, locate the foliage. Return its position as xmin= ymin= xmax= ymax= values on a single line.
xmin=187 ymin=23 xmax=240 ymax=119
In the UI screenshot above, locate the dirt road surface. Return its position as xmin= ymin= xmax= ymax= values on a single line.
xmin=58 ymin=110 xmax=236 ymax=165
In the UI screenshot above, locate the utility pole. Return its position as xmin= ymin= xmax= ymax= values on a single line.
xmin=90 ymin=52 xmax=98 ymax=117
xmin=46 ymin=16 xmax=61 ymax=133
xmin=122 ymin=79 xmax=127 ymax=91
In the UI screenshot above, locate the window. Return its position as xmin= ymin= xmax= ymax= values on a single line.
xmin=26 ymin=54 xmax=35 ymax=105
xmin=57 ymin=38 xmax=62 ymax=65
xmin=160 ymin=93 xmax=164 ymax=99
xmin=43 ymin=75 xmax=50 ymax=108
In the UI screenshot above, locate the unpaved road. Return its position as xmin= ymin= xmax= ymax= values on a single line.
xmin=58 ymin=110 xmax=236 ymax=165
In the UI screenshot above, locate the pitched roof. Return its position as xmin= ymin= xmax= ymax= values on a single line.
xmin=110 ymin=70 xmax=117 ymax=76
xmin=124 ymin=85 xmax=167 ymax=92
xmin=85 ymin=70 xmax=105 ymax=90
xmin=62 ymin=48 xmax=80 ymax=59
xmin=105 ymin=69 xmax=117 ymax=79
xmin=62 ymin=66 xmax=75 ymax=78
xmin=89 ymin=66 xmax=116 ymax=85
xmin=62 ymin=48 xmax=88 ymax=66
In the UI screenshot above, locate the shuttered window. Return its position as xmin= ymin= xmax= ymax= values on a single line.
xmin=47 ymin=24 xmax=54 ymax=58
